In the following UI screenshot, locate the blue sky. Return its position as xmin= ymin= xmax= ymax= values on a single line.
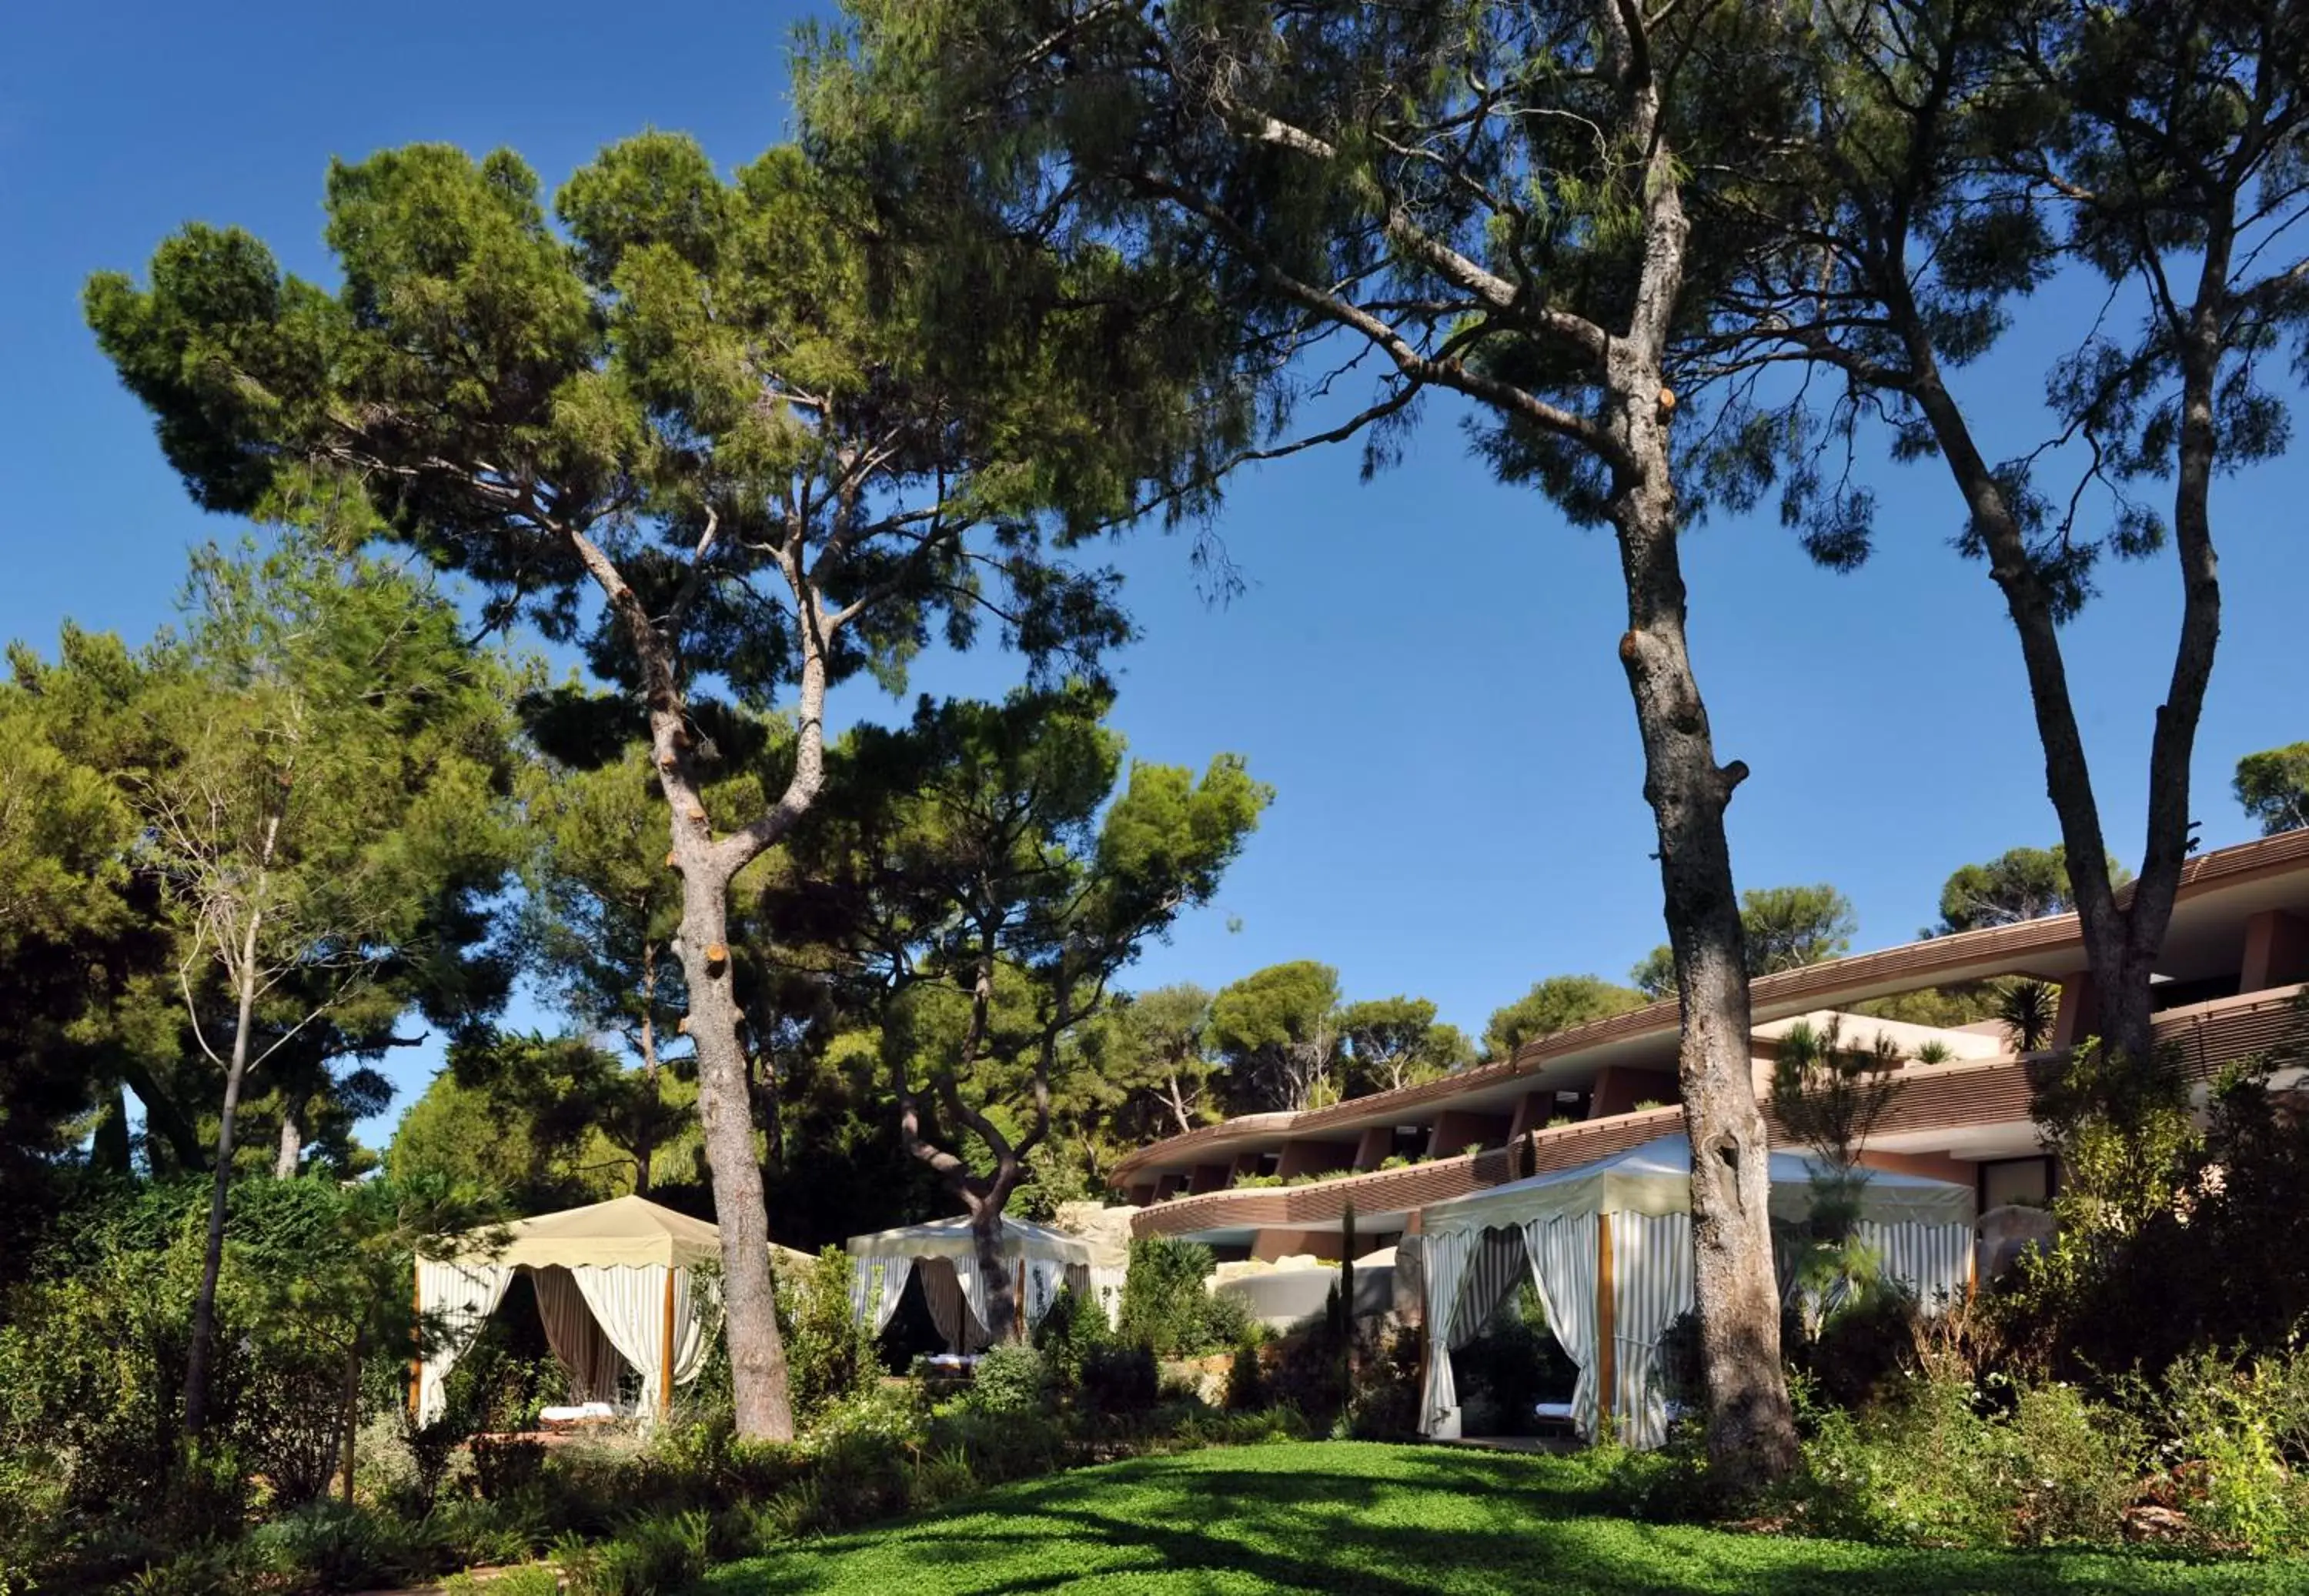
xmin=6 ymin=2 xmax=2307 ymax=1147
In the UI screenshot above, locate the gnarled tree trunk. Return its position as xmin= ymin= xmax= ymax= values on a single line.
xmin=1603 ymin=50 xmax=1796 ymax=1487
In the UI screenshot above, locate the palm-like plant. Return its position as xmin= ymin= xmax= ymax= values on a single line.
xmin=1998 ymin=981 xmax=2060 ymax=1055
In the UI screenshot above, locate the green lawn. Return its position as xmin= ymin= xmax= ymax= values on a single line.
xmin=692 ymin=1439 xmax=2306 ymax=1594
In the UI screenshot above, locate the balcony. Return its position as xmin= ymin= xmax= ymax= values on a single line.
xmin=1128 ymin=983 xmax=2309 ymax=1247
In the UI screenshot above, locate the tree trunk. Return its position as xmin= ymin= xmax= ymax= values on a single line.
xmin=185 ymin=897 xmax=267 ymax=1442
xmin=675 ymin=860 xmax=795 ymax=1441
xmin=273 ymin=1092 xmax=307 ymax=1178
xmin=1893 ymin=247 xmax=2224 ymax=1076
xmin=1604 ymin=70 xmax=1796 ymax=1486
xmin=1610 ymin=479 xmax=1793 ymax=1484
xmin=969 ymin=1199 xmax=1017 ymax=1346
xmin=569 ymin=519 xmax=806 ymax=1442
xmin=635 ymin=957 xmax=660 ymax=1197
xmin=340 ymin=1332 xmax=361 ymax=1504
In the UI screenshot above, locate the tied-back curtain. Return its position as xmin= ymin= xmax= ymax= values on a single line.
xmin=1088 ymin=1264 xmax=1127 ymax=1330
xmin=570 ymin=1263 xmax=713 ymax=1417
xmin=1859 ymin=1220 xmax=1973 ymax=1307
xmin=850 ymin=1257 xmax=914 ymax=1334
xmin=669 ymin=1266 xmax=718 ymax=1389
xmin=920 ymin=1258 xmax=976 ymax=1352
xmin=1448 ymin=1230 xmax=1532 ymax=1352
xmin=1521 ymin=1213 xmax=1600 ymax=1440
xmin=1024 ymin=1259 xmax=1068 ymax=1330
xmin=950 ymin=1251 xmax=995 ymax=1347
xmin=415 ymin=1259 xmax=512 ymax=1426
xmin=533 ymin=1264 xmax=624 ymax=1404
xmin=1610 ymin=1212 xmax=1696 ymax=1450
xmin=1417 ymin=1229 xmax=1476 ymax=1438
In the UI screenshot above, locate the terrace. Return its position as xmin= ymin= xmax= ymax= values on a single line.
xmin=1117 ymin=830 xmax=2309 ymax=1255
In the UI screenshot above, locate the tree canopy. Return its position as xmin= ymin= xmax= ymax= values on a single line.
xmin=1933 ymin=846 xmax=2131 ymax=937
xmin=1632 ymin=885 xmax=1857 ymax=1000
xmin=86 ymin=125 xmax=1221 ymax=1438
xmin=1209 ymin=961 xmax=1344 ymax=1114
xmin=1482 ymin=975 xmax=1649 ymax=1062
xmin=1337 ymin=997 xmax=1474 ymax=1097
xmin=2235 ymin=743 xmax=2309 ymax=837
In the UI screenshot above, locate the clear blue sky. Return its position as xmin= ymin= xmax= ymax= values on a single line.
xmin=6 ymin=2 xmax=2306 ymax=1147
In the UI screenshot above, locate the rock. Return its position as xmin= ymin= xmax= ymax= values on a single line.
xmin=2123 ymin=1504 xmax=2194 ymax=1543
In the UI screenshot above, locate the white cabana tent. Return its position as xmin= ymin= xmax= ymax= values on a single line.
xmin=415 ymin=1195 xmax=806 ymax=1426
xmin=1417 ymin=1136 xmax=1975 ymax=1448
xmin=847 ymin=1216 xmax=1095 ymax=1351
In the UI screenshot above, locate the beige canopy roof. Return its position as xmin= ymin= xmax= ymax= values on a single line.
xmin=448 ymin=1194 xmax=814 ymax=1272
xmin=846 ymin=1214 xmax=1093 ymax=1266
xmin=1422 ymin=1134 xmax=1974 ymax=1236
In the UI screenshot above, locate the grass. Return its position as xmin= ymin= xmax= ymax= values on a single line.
xmin=692 ymin=1439 xmax=2307 ymax=1594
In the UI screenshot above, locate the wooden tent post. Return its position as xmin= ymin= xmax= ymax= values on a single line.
xmin=407 ymin=1267 xmax=423 ymax=1422
xmin=1015 ymin=1257 xmax=1028 ymax=1344
xmin=1596 ymin=1214 xmax=1616 ymax=1438
xmin=659 ymin=1268 xmax=677 ymax=1413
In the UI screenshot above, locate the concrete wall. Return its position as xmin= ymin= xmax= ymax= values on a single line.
xmin=1250 ymin=1227 xmax=1346 ymax=1263
xmin=2243 ymin=910 xmax=2309 ymax=992
xmin=1589 ymin=1066 xmax=1678 ymax=1119
xmin=1425 ymin=1110 xmax=1510 ymax=1159
xmin=1275 ymin=1140 xmax=1358 ymax=1180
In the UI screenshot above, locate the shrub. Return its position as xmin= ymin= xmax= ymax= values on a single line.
xmin=807 ymin=1379 xmax=927 ymax=1453
xmin=2143 ymin=1348 xmax=2309 ymax=1555
xmin=1799 ymin=1285 xmax=1922 ymax=1412
xmin=1223 ymin=1334 xmax=1269 ymax=1412
xmin=471 ymin=1434 xmax=547 ymax=1501
xmin=1118 ymin=1237 xmax=1236 ymax=1357
xmin=239 ymin=1498 xmax=423 ymax=1590
xmin=969 ymin=1345 xmax=1049 ymax=1414
xmin=1789 ymin=1368 xmax=2144 ymax=1549
xmin=1345 ymin=1327 xmax=1421 ymax=1440
xmin=557 ymin=1510 xmax=710 ymax=1596
xmin=778 ymin=1248 xmax=880 ymax=1426
xmin=1081 ymin=1344 xmax=1159 ymax=1414
xmin=1031 ymin=1285 xmax=1108 ymax=1391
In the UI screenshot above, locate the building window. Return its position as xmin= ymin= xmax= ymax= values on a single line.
xmin=1980 ymin=1157 xmax=2053 ymax=1211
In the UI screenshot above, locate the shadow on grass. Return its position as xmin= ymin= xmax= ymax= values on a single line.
xmin=695 ymin=1442 xmax=2297 ymax=1596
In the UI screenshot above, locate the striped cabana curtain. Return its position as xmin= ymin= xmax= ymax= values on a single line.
xmin=1609 ymin=1212 xmax=1696 ymax=1450
xmin=1416 ymin=1229 xmax=1477 ymax=1437
xmin=920 ymin=1257 xmax=982 ymax=1352
xmin=1449 ymin=1229 xmax=1533 ymax=1350
xmin=1858 ymin=1220 xmax=1973 ymax=1307
xmin=850 ymin=1256 xmax=915 ymax=1334
xmin=533 ymin=1264 xmax=624 ymax=1404
xmin=1521 ymin=1213 xmax=1601 ymax=1439
xmin=414 ymin=1259 xmax=513 ymax=1425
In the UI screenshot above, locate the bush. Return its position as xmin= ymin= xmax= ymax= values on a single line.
xmin=778 ymin=1248 xmax=881 ymax=1426
xmin=239 ymin=1498 xmax=423 ymax=1590
xmin=2141 ymin=1347 xmax=2309 ymax=1555
xmin=1118 ymin=1238 xmax=1218 ymax=1355
xmin=557 ymin=1510 xmax=710 ymax=1596
xmin=1797 ymin=1285 xmax=1922 ymax=1412
xmin=807 ymin=1379 xmax=927 ymax=1453
xmin=1031 ymin=1285 xmax=1108 ymax=1391
xmin=1790 ymin=1368 xmax=2144 ymax=1548
xmin=1081 ymin=1344 xmax=1159 ymax=1414
xmin=969 ymin=1345 xmax=1049 ymax=1414
xmin=1345 ymin=1327 xmax=1422 ymax=1440
xmin=1223 ymin=1333 xmax=1269 ymax=1412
